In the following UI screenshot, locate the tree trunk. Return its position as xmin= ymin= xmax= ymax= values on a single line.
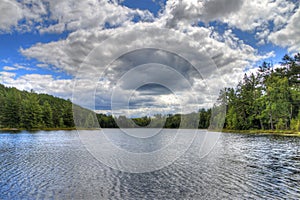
xmin=259 ymin=118 xmax=264 ymax=130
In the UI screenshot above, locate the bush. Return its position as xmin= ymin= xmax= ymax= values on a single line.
xmin=290 ymin=119 xmax=300 ymax=131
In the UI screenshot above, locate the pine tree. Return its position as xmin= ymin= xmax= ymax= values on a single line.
xmin=2 ymin=89 xmax=21 ymax=128
xmin=20 ymin=95 xmax=43 ymax=129
xmin=42 ymin=101 xmax=53 ymax=128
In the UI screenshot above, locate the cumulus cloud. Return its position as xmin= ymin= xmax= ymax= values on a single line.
xmin=21 ymin=24 xmax=272 ymax=77
xmin=201 ymin=0 xmax=244 ymax=22
xmin=0 ymin=0 xmax=49 ymax=32
xmin=0 ymin=0 xmax=23 ymax=32
xmin=0 ymin=0 xmax=153 ymax=33
xmin=222 ymin=0 xmax=296 ymax=31
xmin=159 ymin=0 xmax=296 ymax=31
xmin=160 ymin=0 xmax=244 ymax=28
xmin=2 ymin=64 xmax=34 ymax=71
xmin=39 ymin=0 xmax=154 ymax=33
xmin=3 ymin=66 xmax=17 ymax=71
xmin=0 ymin=71 xmax=16 ymax=82
xmin=268 ymin=7 xmax=300 ymax=52
xmin=21 ymin=23 xmax=275 ymax=114
xmin=21 ymin=27 xmax=113 ymax=75
xmin=0 ymin=73 xmax=74 ymax=99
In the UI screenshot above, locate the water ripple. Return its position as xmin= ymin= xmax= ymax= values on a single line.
xmin=0 ymin=131 xmax=300 ymax=199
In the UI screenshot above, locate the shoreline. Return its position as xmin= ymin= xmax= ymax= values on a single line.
xmin=0 ymin=127 xmax=77 ymax=131
xmin=1 ymin=128 xmax=300 ymax=136
xmin=221 ymin=129 xmax=300 ymax=136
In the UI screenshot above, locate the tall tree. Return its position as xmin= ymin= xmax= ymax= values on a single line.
xmin=20 ymin=95 xmax=43 ymax=129
xmin=2 ymin=89 xmax=21 ymax=128
xmin=42 ymin=101 xmax=53 ymax=128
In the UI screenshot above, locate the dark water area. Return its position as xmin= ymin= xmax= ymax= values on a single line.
xmin=0 ymin=130 xmax=299 ymax=199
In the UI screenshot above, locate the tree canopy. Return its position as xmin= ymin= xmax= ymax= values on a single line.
xmin=219 ymin=53 xmax=300 ymax=131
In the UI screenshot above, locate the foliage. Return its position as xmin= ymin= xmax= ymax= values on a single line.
xmin=219 ymin=53 xmax=300 ymax=131
xmin=0 ymin=85 xmax=77 ymax=129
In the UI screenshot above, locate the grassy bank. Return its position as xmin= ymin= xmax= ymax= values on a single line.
xmin=222 ymin=129 xmax=300 ymax=136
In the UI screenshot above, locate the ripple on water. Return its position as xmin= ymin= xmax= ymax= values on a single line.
xmin=0 ymin=130 xmax=300 ymax=199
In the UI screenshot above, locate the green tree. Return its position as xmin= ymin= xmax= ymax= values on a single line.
xmin=42 ymin=101 xmax=53 ymax=128
xmin=264 ymin=76 xmax=291 ymax=130
xmin=219 ymin=53 xmax=300 ymax=131
xmin=20 ymin=95 xmax=43 ymax=129
xmin=290 ymin=112 xmax=300 ymax=131
xmin=62 ymin=101 xmax=75 ymax=127
xmin=2 ymin=89 xmax=21 ymax=128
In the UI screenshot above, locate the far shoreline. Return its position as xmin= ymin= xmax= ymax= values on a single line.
xmin=1 ymin=128 xmax=300 ymax=136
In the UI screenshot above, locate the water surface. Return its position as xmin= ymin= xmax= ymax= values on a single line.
xmin=0 ymin=130 xmax=299 ymax=199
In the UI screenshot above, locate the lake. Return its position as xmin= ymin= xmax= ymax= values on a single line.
xmin=0 ymin=129 xmax=299 ymax=199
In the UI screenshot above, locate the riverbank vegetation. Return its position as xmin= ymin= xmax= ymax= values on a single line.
xmin=218 ymin=53 xmax=299 ymax=132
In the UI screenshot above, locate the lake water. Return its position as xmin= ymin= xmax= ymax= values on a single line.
xmin=0 ymin=130 xmax=300 ymax=199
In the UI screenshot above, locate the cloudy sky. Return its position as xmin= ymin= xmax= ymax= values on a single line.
xmin=0 ymin=0 xmax=299 ymax=117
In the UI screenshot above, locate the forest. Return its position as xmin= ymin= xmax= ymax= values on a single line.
xmin=0 ymin=83 xmax=210 ymax=130
xmin=0 ymin=53 xmax=299 ymax=131
xmin=97 ymin=110 xmax=211 ymax=129
xmin=218 ymin=53 xmax=300 ymax=131
xmin=0 ymin=85 xmax=75 ymax=129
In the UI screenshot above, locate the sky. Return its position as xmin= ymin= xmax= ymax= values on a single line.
xmin=0 ymin=0 xmax=299 ymax=117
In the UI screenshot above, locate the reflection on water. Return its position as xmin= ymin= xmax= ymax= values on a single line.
xmin=0 ymin=130 xmax=299 ymax=199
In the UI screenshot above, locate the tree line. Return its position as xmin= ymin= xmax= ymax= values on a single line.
xmin=218 ymin=53 xmax=300 ymax=131
xmin=0 ymin=53 xmax=298 ymax=131
xmin=95 ymin=110 xmax=211 ymax=129
xmin=0 ymin=83 xmax=211 ymax=130
xmin=0 ymin=85 xmax=75 ymax=129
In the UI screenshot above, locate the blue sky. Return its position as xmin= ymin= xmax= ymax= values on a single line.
xmin=0 ymin=32 xmax=70 ymax=78
xmin=0 ymin=0 xmax=299 ymax=116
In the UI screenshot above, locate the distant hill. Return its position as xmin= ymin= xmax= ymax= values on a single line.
xmin=0 ymin=84 xmax=90 ymax=130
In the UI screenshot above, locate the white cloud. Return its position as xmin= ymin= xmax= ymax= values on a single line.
xmin=13 ymin=63 xmax=35 ymax=71
xmin=158 ymin=0 xmax=296 ymax=32
xmin=268 ymin=7 xmax=300 ymax=52
xmin=222 ymin=0 xmax=296 ymax=31
xmin=0 ymin=73 xmax=74 ymax=99
xmin=3 ymin=66 xmax=17 ymax=71
xmin=36 ymin=63 xmax=49 ymax=68
xmin=20 ymin=27 xmax=112 ymax=75
xmin=20 ymin=22 xmax=275 ymax=115
xmin=255 ymin=28 xmax=270 ymax=45
xmin=21 ymin=24 xmax=273 ymax=78
xmin=0 ymin=0 xmax=49 ymax=33
xmin=158 ymin=0 xmax=244 ymax=29
xmin=0 ymin=71 xmax=16 ymax=85
xmin=1 ymin=64 xmax=34 ymax=71
xmin=39 ymin=23 xmax=65 ymax=34
xmin=0 ymin=0 xmax=23 ymax=32
xmin=0 ymin=0 xmax=154 ymax=33
xmin=39 ymin=0 xmax=153 ymax=33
